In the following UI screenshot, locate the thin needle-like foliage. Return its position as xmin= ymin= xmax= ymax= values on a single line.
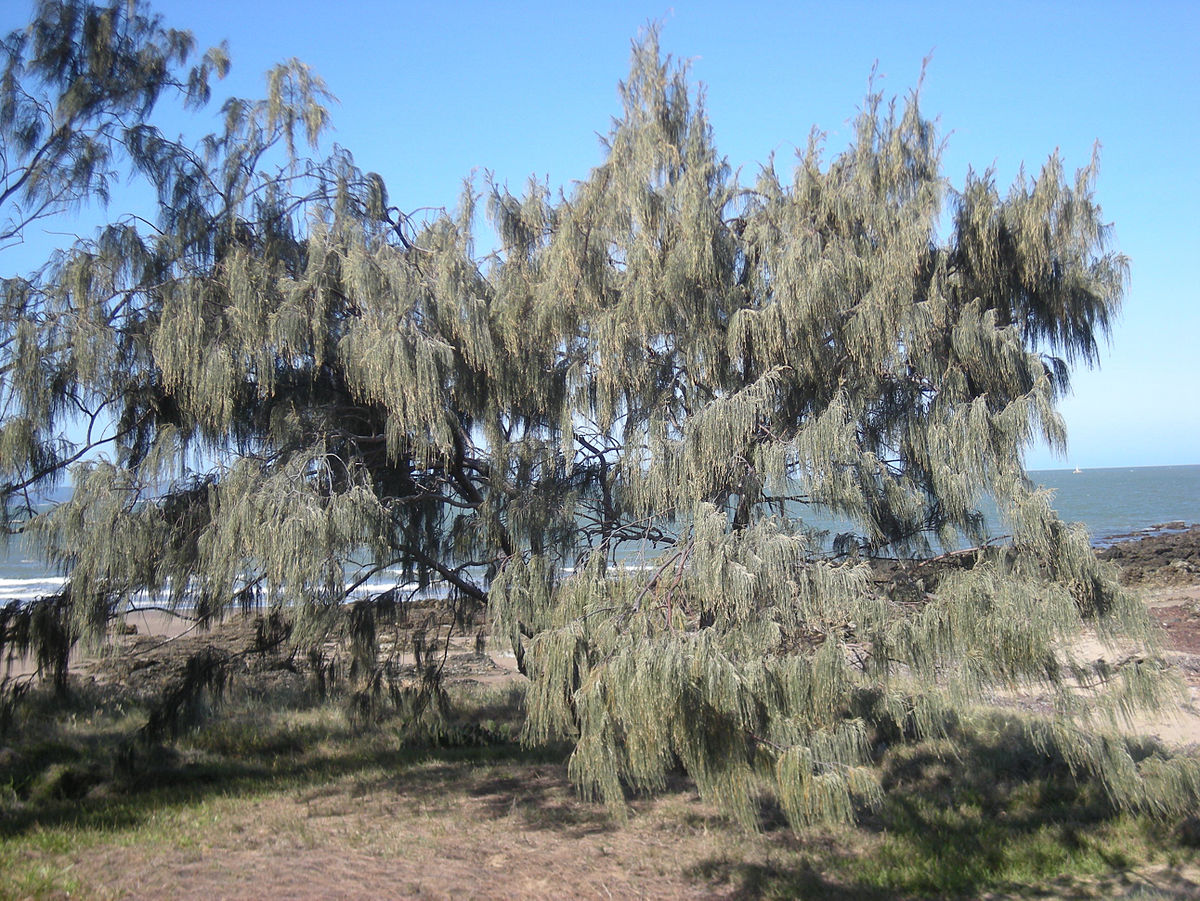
xmin=1 ymin=5 xmax=1193 ymax=829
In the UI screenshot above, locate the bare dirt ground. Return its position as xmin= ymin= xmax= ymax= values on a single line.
xmin=1099 ymin=527 xmax=1200 ymax=749
xmin=8 ymin=529 xmax=1200 ymax=900
xmin=62 ymin=778 xmax=1200 ymax=901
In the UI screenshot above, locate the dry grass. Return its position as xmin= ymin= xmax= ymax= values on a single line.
xmin=1 ymin=675 xmax=1198 ymax=901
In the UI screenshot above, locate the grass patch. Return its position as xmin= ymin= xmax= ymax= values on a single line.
xmin=0 ymin=679 xmax=1196 ymax=899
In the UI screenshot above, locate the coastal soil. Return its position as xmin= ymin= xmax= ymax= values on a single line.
xmin=1099 ymin=526 xmax=1200 ymax=746
xmin=7 ymin=528 xmax=1200 ymax=899
xmin=92 ymin=528 xmax=1200 ymax=751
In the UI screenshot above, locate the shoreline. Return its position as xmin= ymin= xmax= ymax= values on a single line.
xmin=3 ymin=520 xmax=1195 ymax=610
xmin=5 ymin=527 xmax=1200 ymax=697
xmin=1094 ymin=519 xmax=1197 ymax=547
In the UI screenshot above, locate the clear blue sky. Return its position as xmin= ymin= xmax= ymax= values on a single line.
xmin=4 ymin=1 xmax=1197 ymax=470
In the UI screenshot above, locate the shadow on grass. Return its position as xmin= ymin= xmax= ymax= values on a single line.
xmin=690 ymin=856 xmax=900 ymax=901
xmin=0 ymin=679 xmax=578 ymax=842
xmin=2 ymin=684 xmax=1198 ymax=900
xmin=686 ymin=720 xmax=1198 ymax=900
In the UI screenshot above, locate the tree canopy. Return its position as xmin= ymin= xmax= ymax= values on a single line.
xmin=2 ymin=1 xmax=1196 ymax=830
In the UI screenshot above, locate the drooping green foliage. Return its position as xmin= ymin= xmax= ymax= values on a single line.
xmin=0 ymin=0 xmax=229 ymax=248
xmin=1 ymin=3 xmax=1194 ymax=829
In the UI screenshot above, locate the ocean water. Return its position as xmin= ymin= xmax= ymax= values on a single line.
xmin=1 ymin=464 xmax=1196 ymax=604
xmin=1026 ymin=464 xmax=1200 ymax=544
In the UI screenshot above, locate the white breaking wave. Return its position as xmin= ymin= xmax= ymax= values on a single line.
xmin=0 ymin=573 xmax=452 ymax=607
xmin=0 ymin=576 xmax=68 ymax=600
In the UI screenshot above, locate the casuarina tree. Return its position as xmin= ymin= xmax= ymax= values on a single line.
xmin=2 ymin=2 xmax=1194 ymax=828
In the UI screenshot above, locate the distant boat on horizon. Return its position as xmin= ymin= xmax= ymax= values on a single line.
xmin=1073 ymin=466 xmax=1083 ymax=474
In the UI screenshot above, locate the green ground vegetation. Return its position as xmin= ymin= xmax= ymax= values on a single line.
xmin=0 ymin=674 xmax=1196 ymax=900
